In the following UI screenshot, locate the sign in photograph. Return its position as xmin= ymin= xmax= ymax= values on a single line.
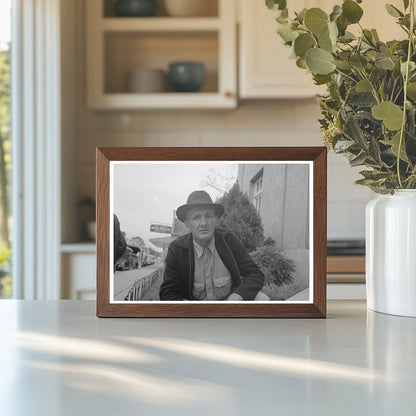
xmin=150 ymin=223 xmax=172 ymax=234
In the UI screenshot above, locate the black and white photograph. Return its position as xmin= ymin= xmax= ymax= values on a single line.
xmin=110 ymin=161 xmax=313 ymax=304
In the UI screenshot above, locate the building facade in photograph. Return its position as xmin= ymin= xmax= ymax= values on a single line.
xmin=238 ymin=164 xmax=309 ymax=251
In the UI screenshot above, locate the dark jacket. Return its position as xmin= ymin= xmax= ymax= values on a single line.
xmin=159 ymin=228 xmax=264 ymax=300
xmin=114 ymin=214 xmax=127 ymax=266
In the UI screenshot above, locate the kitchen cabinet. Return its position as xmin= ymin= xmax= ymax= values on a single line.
xmin=61 ymin=245 xmax=96 ymax=300
xmin=238 ymin=0 xmax=404 ymax=99
xmin=86 ymin=0 xmax=237 ymax=109
xmin=238 ymin=0 xmax=325 ymax=99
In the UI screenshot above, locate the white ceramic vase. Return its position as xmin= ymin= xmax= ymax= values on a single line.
xmin=366 ymin=190 xmax=416 ymax=317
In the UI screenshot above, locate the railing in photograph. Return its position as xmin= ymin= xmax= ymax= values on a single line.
xmin=124 ymin=267 xmax=163 ymax=301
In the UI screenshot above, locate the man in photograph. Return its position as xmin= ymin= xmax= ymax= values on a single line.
xmin=159 ymin=190 xmax=267 ymax=301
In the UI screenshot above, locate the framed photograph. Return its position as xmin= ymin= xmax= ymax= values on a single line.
xmin=96 ymin=147 xmax=327 ymax=318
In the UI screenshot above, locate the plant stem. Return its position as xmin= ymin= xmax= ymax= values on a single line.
xmin=358 ymin=69 xmax=381 ymax=104
xmin=334 ymin=68 xmax=358 ymax=84
xmin=397 ymin=0 xmax=415 ymax=188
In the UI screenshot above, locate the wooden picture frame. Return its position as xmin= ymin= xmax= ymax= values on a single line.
xmin=96 ymin=147 xmax=327 ymax=318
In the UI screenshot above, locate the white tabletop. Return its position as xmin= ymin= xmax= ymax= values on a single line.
xmin=0 ymin=300 xmax=415 ymax=416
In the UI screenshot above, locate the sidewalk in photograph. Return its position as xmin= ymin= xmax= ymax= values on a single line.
xmin=114 ymin=264 xmax=162 ymax=300
xmin=140 ymin=271 xmax=163 ymax=301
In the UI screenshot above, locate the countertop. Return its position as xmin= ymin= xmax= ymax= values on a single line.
xmin=0 ymin=300 xmax=415 ymax=415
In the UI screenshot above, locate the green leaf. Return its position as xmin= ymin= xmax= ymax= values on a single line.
xmin=266 ymin=0 xmax=287 ymax=11
xmin=372 ymin=101 xmax=404 ymax=131
xmin=277 ymin=23 xmax=299 ymax=43
xmin=296 ymin=57 xmax=308 ymax=69
xmin=399 ymin=14 xmax=411 ymax=29
xmin=350 ymin=54 xmax=368 ymax=70
xmin=336 ymin=15 xmax=348 ymax=36
xmin=329 ymin=82 xmax=341 ymax=101
xmin=363 ymin=29 xmax=376 ymax=46
xmin=348 ymin=92 xmax=377 ymax=107
xmin=393 ymin=60 xmax=402 ymax=79
xmin=371 ymin=29 xmax=380 ymax=43
xmin=276 ymin=14 xmax=287 ymax=24
xmin=339 ymin=31 xmax=356 ymax=43
xmin=350 ymin=152 xmax=367 ymax=167
xmin=328 ymin=21 xmax=338 ymax=45
xmin=306 ymin=48 xmax=335 ymax=75
xmin=356 ymin=79 xmax=372 ymax=92
xmin=304 ymin=8 xmax=329 ymax=35
xmin=369 ymin=136 xmax=382 ymax=163
xmin=330 ymin=5 xmax=342 ymax=22
xmin=360 ymin=170 xmax=391 ymax=181
xmin=294 ymin=33 xmax=316 ymax=58
xmin=313 ymin=74 xmax=332 ymax=85
xmin=378 ymin=77 xmax=386 ymax=100
xmin=375 ymin=55 xmax=395 ymax=70
xmin=408 ymin=109 xmax=416 ymax=137
xmin=342 ymin=0 xmax=364 ymax=24
xmin=355 ymin=178 xmax=377 ymax=186
xmin=385 ymin=4 xmax=404 ymax=18
xmin=318 ymin=27 xmax=334 ymax=52
xmin=333 ymin=59 xmax=352 ymax=70
xmin=384 ymin=132 xmax=409 ymax=162
xmin=296 ymin=8 xmax=307 ymax=23
xmin=334 ymin=139 xmax=355 ymax=151
xmin=403 ymin=0 xmax=410 ymax=10
xmin=344 ymin=114 xmax=367 ymax=147
xmin=407 ymin=82 xmax=416 ymax=99
xmin=401 ymin=61 xmax=416 ymax=76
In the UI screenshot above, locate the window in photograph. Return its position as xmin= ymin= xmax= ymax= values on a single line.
xmin=250 ymin=169 xmax=263 ymax=215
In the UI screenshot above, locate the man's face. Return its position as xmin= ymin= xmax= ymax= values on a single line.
xmin=185 ymin=206 xmax=217 ymax=247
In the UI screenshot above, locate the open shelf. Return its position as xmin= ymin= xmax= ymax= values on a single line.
xmin=101 ymin=17 xmax=221 ymax=31
xmin=86 ymin=0 xmax=236 ymax=109
xmin=104 ymin=31 xmax=218 ymax=94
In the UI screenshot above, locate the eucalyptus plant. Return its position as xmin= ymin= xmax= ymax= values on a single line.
xmin=266 ymin=0 xmax=416 ymax=193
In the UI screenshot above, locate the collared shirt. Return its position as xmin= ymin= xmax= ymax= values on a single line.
xmin=193 ymin=237 xmax=232 ymax=300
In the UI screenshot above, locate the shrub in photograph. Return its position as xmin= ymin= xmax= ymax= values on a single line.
xmin=216 ymin=183 xmax=264 ymax=252
xmin=251 ymin=246 xmax=296 ymax=286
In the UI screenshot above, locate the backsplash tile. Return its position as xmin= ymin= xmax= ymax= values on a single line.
xmin=75 ymin=101 xmax=371 ymax=240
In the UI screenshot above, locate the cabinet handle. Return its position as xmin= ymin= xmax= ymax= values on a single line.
xmin=224 ymin=91 xmax=234 ymax=99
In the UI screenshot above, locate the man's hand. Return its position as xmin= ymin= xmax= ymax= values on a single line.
xmin=227 ymin=293 xmax=243 ymax=301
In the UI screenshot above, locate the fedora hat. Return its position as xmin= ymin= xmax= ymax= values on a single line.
xmin=176 ymin=190 xmax=224 ymax=222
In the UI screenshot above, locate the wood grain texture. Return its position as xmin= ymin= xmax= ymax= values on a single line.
xmin=96 ymin=148 xmax=110 ymax=317
xmin=96 ymin=147 xmax=327 ymax=318
xmin=313 ymin=148 xmax=327 ymax=318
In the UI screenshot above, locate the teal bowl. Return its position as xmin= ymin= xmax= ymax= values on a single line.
xmin=114 ymin=0 xmax=157 ymax=17
xmin=168 ymin=62 xmax=205 ymax=92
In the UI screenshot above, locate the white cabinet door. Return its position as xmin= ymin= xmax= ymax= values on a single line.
xmin=239 ymin=0 xmax=326 ymax=99
xmin=238 ymin=0 xmax=403 ymax=99
xmin=62 ymin=253 xmax=96 ymax=300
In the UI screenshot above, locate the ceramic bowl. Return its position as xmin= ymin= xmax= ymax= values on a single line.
xmin=128 ymin=68 xmax=167 ymax=93
xmin=168 ymin=62 xmax=205 ymax=92
xmin=114 ymin=0 xmax=158 ymax=17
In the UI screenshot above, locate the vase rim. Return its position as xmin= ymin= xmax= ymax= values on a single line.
xmin=395 ymin=189 xmax=416 ymax=194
